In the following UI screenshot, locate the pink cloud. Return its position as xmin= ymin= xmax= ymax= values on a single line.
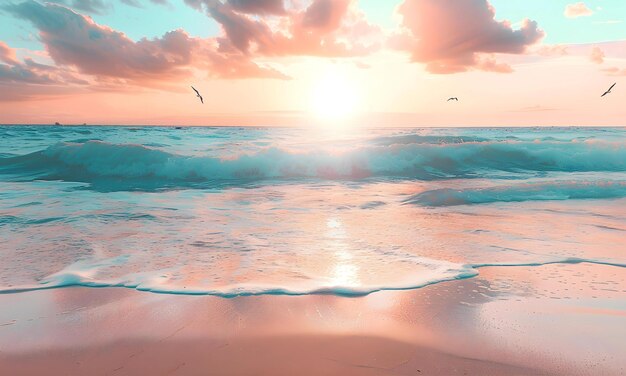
xmin=475 ymin=55 xmax=513 ymax=73
xmin=187 ymin=0 xmax=382 ymax=58
xmin=534 ymin=44 xmax=569 ymax=57
xmin=602 ymin=67 xmax=626 ymax=76
xmin=564 ymin=2 xmax=593 ymax=18
xmin=0 ymin=42 xmax=19 ymax=65
xmin=391 ymin=0 xmax=544 ymax=74
xmin=0 ymin=40 xmax=90 ymax=101
xmin=6 ymin=1 xmax=195 ymax=80
xmin=590 ymin=46 xmax=605 ymax=64
xmin=301 ymin=0 xmax=350 ymax=32
xmin=4 ymin=0 xmax=287 ymax=86
xmin=0 ymin=41 xmax=87 ymax=85
xmin=3 ymin=0 xmax=381 ymax=96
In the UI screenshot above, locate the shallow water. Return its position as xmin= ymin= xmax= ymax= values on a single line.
xmin=1 ymin=126 xmax=625 ymax=296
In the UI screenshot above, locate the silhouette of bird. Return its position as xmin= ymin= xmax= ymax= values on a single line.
xmin=447 ymin=97 xmax=458 ymax=102
xmin=601 ymin=83 xmax=616 ymax=97
xmin=191 ymin=86 xmax=204 ymax=104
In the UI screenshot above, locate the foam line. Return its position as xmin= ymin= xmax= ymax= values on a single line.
xmin=1 ymin=257 xmax=624 ymax=298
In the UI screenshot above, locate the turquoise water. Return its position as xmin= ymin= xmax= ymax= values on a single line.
xmin=1 ymin=126 xmax=625 ymax=296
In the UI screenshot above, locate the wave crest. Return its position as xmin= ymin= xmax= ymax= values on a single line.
xmin=1 ymin=139 xmax=625 ymax=190
xmin=405 ymin=181 xmax=626 ymax=206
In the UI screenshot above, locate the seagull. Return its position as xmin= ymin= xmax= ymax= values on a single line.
xmin=601 ymin=83 xmax=616 ymax=97
xmin=191 ymin=86 xmax=204 ymax=104
xmin=447 ymin=97 xmax=459 ymax=102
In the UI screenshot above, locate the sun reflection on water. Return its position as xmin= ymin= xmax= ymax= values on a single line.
xmin=325 ymin=216 xmax=361 ymax=287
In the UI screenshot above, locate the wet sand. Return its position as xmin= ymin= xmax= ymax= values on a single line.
xmin=1 ymin=262 xmax=625 ymax=375
xmin=1 ymin=335 xmax=536 ymax=375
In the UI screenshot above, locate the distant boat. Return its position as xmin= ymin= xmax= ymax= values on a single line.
xmin=54 ymin=122 xmax=62 ymax=126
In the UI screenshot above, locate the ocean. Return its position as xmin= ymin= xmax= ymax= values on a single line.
xmin=1 ymin=125 xmax=625 ymax=296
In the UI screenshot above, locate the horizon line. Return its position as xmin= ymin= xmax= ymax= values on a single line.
xmin=1 ymin=123 xmax=625 ymax=129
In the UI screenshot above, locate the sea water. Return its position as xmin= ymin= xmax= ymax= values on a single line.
xmin=0 ymin=126 xmax=625 ymax=296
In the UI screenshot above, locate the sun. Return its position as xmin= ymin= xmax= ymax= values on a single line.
xmin=309 ymin=70 xmax=359 ymax=122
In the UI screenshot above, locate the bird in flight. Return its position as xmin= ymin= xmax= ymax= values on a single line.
xmin=191 ymin=86 xmax=204 ymax=104
xmin=447 ymin=97 xmax=459 ymax=102
xmin=601 ymin=83 xmax=616 ymax=97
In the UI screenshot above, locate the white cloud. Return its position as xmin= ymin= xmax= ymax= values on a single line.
xmin=564 ymin=2 xmax=594 ymax=18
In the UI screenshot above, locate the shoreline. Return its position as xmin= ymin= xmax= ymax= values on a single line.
xmin=1 ymin=256 xmax=623 ymax=297
xmin=1 ymin=261 xmax=624 ymax=376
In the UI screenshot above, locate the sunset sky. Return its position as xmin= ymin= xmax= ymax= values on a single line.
xmin=0 ymin=0 xmax=624 ymax=127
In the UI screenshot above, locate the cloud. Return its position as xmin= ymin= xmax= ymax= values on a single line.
xmin=47 ymin=0 xmax=110 ymax=14
xmin=391 ymin=0 xmax=544 ymax=74
xmin=3 ymin=0 xmax=382 ymax=92
xmin=199 ymin=40 xmax=290 ymax=79
xmin=594 ymin=20 xmax=621 ymax=25
xmin=301 ymin=0 xmax=350 ymax=31
xmin=121 ymin=0 xmax=170 ymax=8
xmin=0 ymin=62 xmax=57 ymax=85
xmin=534 ymin=44 xmax=569 ymax=57
xmin=4 ymin=1 xmax=195 ymax=80
xmin=185 ymin=0 xmax=382 ymax=58
xmin=564 ymin=2 xmax=593 ymax=18
xmin=4 ymin=0 xmax=286 ymax=85
xmin=120 ymin=0 xmax=142 ymax=7
xmin=0 ymin=41 xmax=20 ymax=65
xmin=474 ymin=55 xmax=513 ymax=73
xmin=602 ymin=67 xmax=626 ymax=76
xmin=228 ymin=0 xmax=286 ymax=15
xmin=50 ymin=0 xmax=169 ymax=12
xmin=590 ymin=46 xmax=605 ymax=64
xmin=0 ymin=40 xmax=89 ymax=103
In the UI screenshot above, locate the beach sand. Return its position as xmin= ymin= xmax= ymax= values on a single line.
xmin=1 ymin=262 xmax=624 ymax=375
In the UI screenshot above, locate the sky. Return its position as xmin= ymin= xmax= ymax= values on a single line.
xmin=0 ymin=0 xmax=624 ymax=127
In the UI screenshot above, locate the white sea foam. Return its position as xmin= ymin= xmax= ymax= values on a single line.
xmin=1 ymin=255 xmax=624 ymax=297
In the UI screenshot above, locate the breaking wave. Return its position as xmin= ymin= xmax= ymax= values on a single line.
xmin=0 ymin=139 xmax=625 ymax=190
xmin=406 ymin=181 xmax=626 ymax=206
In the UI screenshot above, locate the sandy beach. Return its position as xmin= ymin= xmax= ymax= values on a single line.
xmin=2 ymin=261 xmax=624 ymax=375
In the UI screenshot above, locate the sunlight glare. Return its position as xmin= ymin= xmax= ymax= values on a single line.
xmin=309 ymin=69 xmax=359 ymax=122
